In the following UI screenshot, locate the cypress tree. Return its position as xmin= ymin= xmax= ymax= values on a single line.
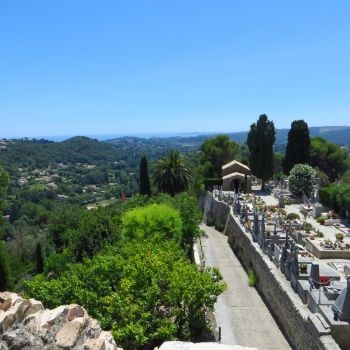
xmin=0 ymin=241 xmax=11 ymax=291
xmin=139 ymin=155 xmax=152 ymax=196
xmin=247 ymin=114 xmax=276 ymax=191
xmin=35 ymin=241 xmax=44 ymax=273
xmin=283 ymin=120 xmax=310 ymax=175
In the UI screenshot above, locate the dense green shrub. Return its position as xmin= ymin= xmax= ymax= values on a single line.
xmin=319 ymin=185 xmax=350 ymax=215
xmin=286 ymin=212 xmax=300 ymax=220
xmin=317 ymin=217 xmax=326 ymax=225
xmin=305 ymin=222 xmax=313 ymax=233
xmin=26 ymin=239 xmax=225 ymax=350
xmin=122 ymin=204 xmax=182 ymax=243
xmin=336 ymin=233 xmax=345 ymax=241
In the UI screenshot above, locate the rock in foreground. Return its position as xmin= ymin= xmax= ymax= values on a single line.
xmin=0 ymin=292 xmax=122 ymax=350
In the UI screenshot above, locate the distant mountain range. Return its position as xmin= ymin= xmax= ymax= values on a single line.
xmin=105 ymin=126 xmax=350 ymax=151
xmin=223 ymin=126 xmax=350 ymax=148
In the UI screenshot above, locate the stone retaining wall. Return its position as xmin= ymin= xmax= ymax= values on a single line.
xmin=202 ymin=192 xmax=340 ymax=350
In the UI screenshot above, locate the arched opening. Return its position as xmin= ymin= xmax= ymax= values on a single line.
xmin=231 ymin=179 xmax=240 ymax=193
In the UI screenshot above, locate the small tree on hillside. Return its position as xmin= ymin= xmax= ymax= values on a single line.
xmin=35 ymin=241 xmax=44 ymax=273
xmin=283 ymin=120 xmax=311 ymax=175
xmin=247 ymin=114 xmax=275 ymax=191
xmin=139 ymin=155 xmax=152 ymax=196
xmin=310 ymin=137 xmax=350 ymax=182
xmin=0 ymin=242 xmax=11 ymax=291
xmin=200 ymin=134 xmax=241 ymax=178
xmin=288 ymin=164 xmax=316 ymax=199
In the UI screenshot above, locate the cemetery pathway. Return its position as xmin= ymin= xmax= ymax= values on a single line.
xmin=200 ymin=223 xmax=291 ymax=350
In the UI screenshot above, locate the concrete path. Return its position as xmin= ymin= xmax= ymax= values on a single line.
xmin=200 ymin=223 xmax=291 ymax=350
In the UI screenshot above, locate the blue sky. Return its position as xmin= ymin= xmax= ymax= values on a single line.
xmin=1 ymin=1 xmax=350 ymax=138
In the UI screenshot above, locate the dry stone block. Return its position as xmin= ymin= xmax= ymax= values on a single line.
xmin=55 ymin=320 xmax=81 ymax=348
xmin=67 ymin=305 xmax=87 ymax=321
xmin=82 ymin=338 xmax=105 ymax=349
xmin=0 ymin=292 xmax=122 ymax=350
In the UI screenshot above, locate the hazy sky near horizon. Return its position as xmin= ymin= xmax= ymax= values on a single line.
xmin=1 ymin=1 xmax=350 ymax=138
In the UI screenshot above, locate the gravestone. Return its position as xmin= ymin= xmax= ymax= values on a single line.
xmin=258 ymin=215 xmax=266 ymax=249
xmin=310 ymin=263 xmax=320 ymax=289
xmin=278 ymin=195 xmax=285 ymax=208
xmin=252 ymin=209 xmax=259 ymax=242
xmin=274 ymin=244 xmax=281 ymax=267
xmin=333 ymin=276 xmax=350 ymax=322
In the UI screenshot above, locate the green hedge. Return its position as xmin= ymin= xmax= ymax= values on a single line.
xmin=319 ymin=185 xmax=350 ymax=215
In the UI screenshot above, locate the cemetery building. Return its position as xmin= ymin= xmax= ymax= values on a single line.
xmin=222 ymin=160 xmax=252 ymax=192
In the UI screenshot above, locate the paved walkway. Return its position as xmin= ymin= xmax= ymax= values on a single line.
xmin=200 ymin=223 xmax=291 ymax=350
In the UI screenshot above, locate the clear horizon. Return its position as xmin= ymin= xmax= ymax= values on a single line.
xmin=1 ymin=1 xmax=350 ymax=137
xmin=2 ymin=125 xmax=349 ymax=142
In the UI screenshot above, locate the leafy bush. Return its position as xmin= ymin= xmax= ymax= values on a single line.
xmin=336 ymin=233 xmax=345 ymax=241
xmin=122 ymin=204 xmax=182 ymax=243
xmin=26 ymin=239 xmax=226 ymax=350
xmin=317 ymin=217 xmax=325 ymax=225
xmin=316 ymin=230 xmax=324 ymax=238
xmin=305 ymin=222 xmax=313 ymax=233
xmin=286 ymin=212 xmax=300 ymax=220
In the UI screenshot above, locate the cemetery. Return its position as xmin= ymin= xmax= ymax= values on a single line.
xmin=203 ymin=174 xmax=350 ymax=349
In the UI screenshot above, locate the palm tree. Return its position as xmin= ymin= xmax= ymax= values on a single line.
xmin=153 ymin=150 xmax=192 ymax=196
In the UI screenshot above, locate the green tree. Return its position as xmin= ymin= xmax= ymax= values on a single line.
xmin=48 ymin=205 xmax=84 ymax=251
xmin=153 ymin=150 xmax=192 ymax=197
xmin=283 ymin=120 xmax=311 ymax=174
xmin=247 ymin=114 xmax=275 ymax=190
xmin=310 ymin=137 xmax=350 ymax=182
xmin=0 ymin=241 xmax=12 ymax=291
xmin=166 ymin=193 xmax=202 ymax=256
xmin=0 ymin=166 xmax=8 ymax=235
xmin=35 ymin=241 xmax=44 ymax=273
xmin=273 ymin=152 xmax=285 ymax=180
xmin=70 ymin=207 xmax=120 ymax=261
xmin=199 ymin=135 xmax=241 ymax=178
xmin=139 ymin=155 xmax=151 ymax=196
xmin=288 ymin=164 xmax=316 ymax=199
xmin=0 ymin=166 xmax=10 ymax=290
xmin=9 ymin=201 xmax=21 ymax=224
